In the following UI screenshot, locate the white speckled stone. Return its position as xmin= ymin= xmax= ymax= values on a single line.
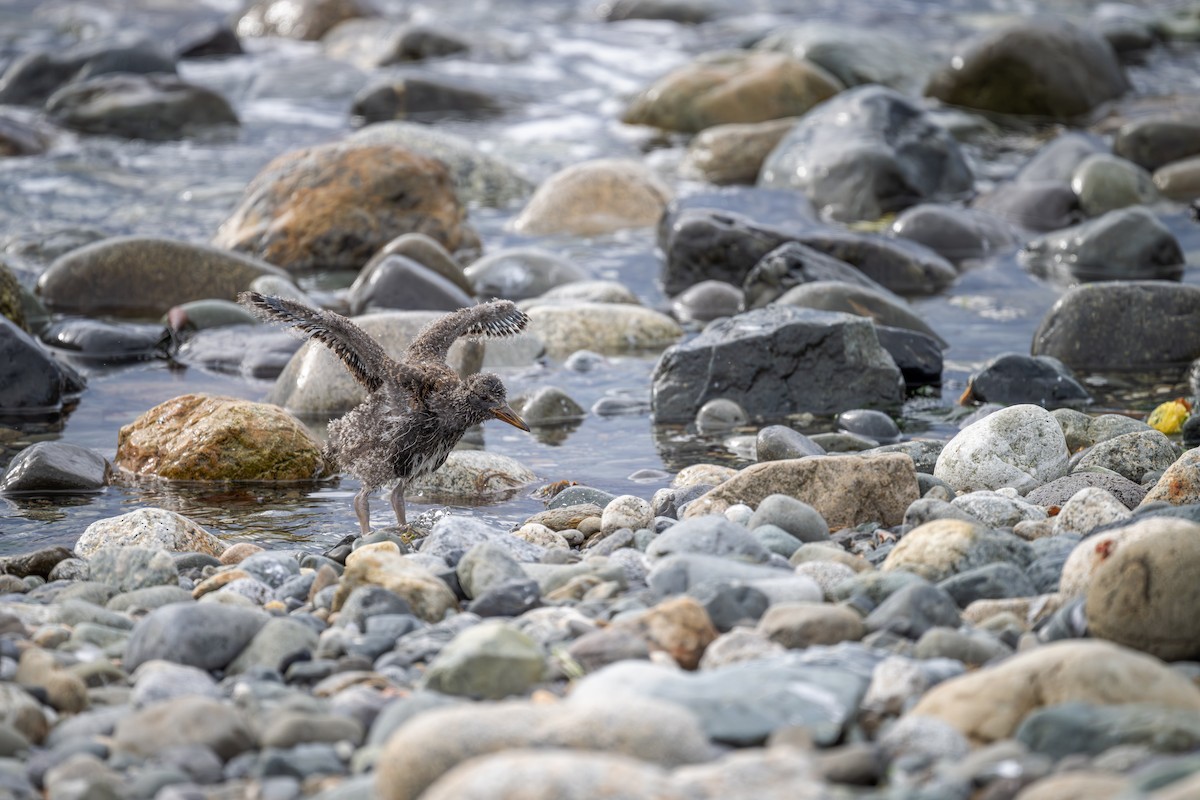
xmin=934 ymin=404 xmax=1069 ymax=495
xmin=75 ymin=508 xmax=225 ymax=559
xmin=601 ymin=495 xmax=654 ymax=534
xmin=1053 ymin=486 xmax=1132 ymax=536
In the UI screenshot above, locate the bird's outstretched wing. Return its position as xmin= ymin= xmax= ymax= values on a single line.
xmin=404 ymin=299 xmax=530 ymax=365
xmin=239 ymin=291 xmax=406 ymax=394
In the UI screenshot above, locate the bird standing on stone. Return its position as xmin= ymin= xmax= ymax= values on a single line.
xmin=239 ymin=292 xmax=530 ymax=534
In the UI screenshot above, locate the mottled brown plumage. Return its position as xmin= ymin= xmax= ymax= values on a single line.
xmin=239 ymin=292 xmax=530 ymax=533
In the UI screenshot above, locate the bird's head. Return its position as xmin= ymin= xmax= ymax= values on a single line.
xmin=463 ymin=372 xmax=529 ymax=431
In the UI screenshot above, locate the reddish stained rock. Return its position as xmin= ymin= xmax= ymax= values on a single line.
xmin=214 ymin=142 xmax=468 ymax=272
xmin=116 ymin=393 xmax=332 ymax=481
xmin=610 ymin=595 xmax=719 ymax=670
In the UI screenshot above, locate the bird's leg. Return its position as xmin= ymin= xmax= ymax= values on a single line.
xmin=353 ymin=486 xmax=372 ymax=536
xmin=388 ymin=481 xmax=408 ymax=529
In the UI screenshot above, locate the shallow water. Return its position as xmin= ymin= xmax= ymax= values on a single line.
xmin=1 ymin=0 xmax=1198 ymax=553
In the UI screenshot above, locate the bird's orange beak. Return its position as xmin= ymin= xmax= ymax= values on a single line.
xmin=491 ymin=404 xmax=530 ymax=431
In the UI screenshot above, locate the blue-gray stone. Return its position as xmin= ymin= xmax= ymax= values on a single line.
xmin=124 ymin=602 xmax=268 ymax=672
xmin=646 ymin=516 xmax=771 ymax=563
xmin=864 ymin=582 xmax=960 ymax=638
xmin=937 ymin=562 xmax=1037 ymax=607
xmin=572 ymin=649 xmax=876 ymax=746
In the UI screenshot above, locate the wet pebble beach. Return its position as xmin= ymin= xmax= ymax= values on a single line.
xmin=3 ymin=0 xmax=1200 ymax=798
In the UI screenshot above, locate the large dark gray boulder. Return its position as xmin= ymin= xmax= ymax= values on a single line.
xmin=759 ymin=85 xmax=973 ymax=222
xmin=925 ymin=18 xmax=1129 ymax=121
xmin=1031 ymin=281 xmax=1200 ymax=374
xmin=651 ymin=305 xmax=904 ymax=423
xmin=0 ymin=441 xmax=110 ymax=493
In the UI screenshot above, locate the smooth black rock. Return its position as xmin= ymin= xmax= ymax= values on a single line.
xmin=40 ymin=319 xmax=172 ymax=362
xmin=792 ymin=230 xmax=958 ymax=297
xmin=961 ymin=353 xmax=1091 ymax=409
xmin=651 ymin=305 xmax=904 ymax=423
xmin=836 ymin=409 xmax=900 ymax=443
xmin=346 ymin=254 xmax=473 ymax=314
xmin=873 ymin=326 xmax=944 ymax=389
xmin=0 ymin=441 xmax=110 ymax=493
xmin=0 ymin=316 xmax=84 ymax=414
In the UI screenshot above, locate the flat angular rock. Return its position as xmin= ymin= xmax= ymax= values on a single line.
xmin=774 ymin=281 xmax=945 ymax=345
xmin=571 ymin=652 xmax=874 ymax=746
xmin=760 ymin=85 xmax=972 ymax=222
xmin=652 ymin=306 xmax=903 ymax=423
xmin=682 ymin=453 xmax=918 ymax=530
